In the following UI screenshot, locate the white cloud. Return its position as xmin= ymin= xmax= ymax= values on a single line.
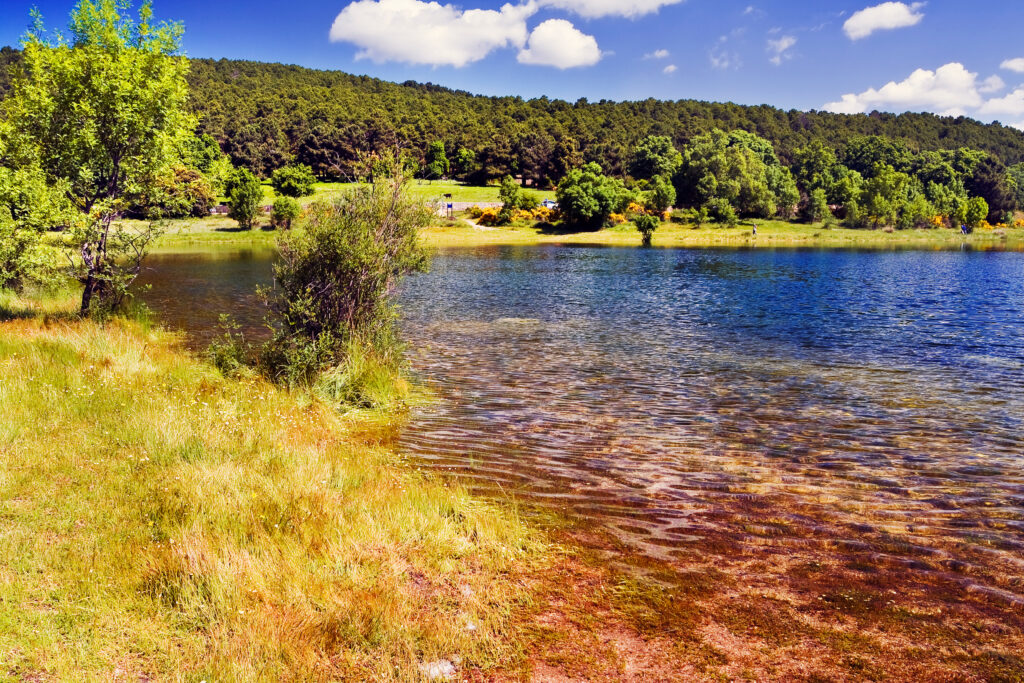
xmin=329 ymin=0 xmax=534 ymax=67
xmin=979 ymin=75 xmax=1005 ymax=95
xmin=539 ymin=0 xmax=683 ymax=19
xmin=644 ymin=49 xmax=670 ymax=59
xmin=1010 ymin=121 xmax=1024 ymax=132
xmin=663 ymin=64 xmax=677 ymax=74
xmin=767 ymin=35 xmax=796 ymax=66
xmin=980 ymin=87 xmax=1024 ymax=117
xmin=517 ymin=19 xmax=601 ymax=69
xmin=1001 ymin=58 xmax=1024 ymax=73
xmin=823 ymin=62 xmax=983 ymax=116
xmin=843 ymin=2 xmax=925 ymax=40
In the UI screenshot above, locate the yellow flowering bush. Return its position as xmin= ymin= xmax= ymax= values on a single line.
xmin=608 ymin=213 xmax=627 ymax=226
xmin=626 ymin=202 xmax=646 ymax=214
xmin=1014 ymin=219 xmax=1024 ymax=228
xmin=477 ymin=207 xmax=502 ymax=225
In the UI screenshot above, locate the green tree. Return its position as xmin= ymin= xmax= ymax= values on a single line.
xmin=0 ymin=162 xmax=75 ymax=290
xmin=271 ymin=196 xmax=300 ymax=229
xmin=452 ymin=147 xmax=476 ymax=181
xmin=802 ymin=188 xmax=831 ymax=223
xmin=556 ymin=162 xmax=632 ymax=228
xmin=270 ymin=164 xmax=316 ymax=198
xmin=629 ymin=135 xmax=682 ymax=180
xmin=423 ymin=140 xmax=450 ymax=180
xmin=633 ymin=213 xmax=659 ymax=246
xmin=644 ymin=174 xmax=676 ymax=214
xmin=965 ymin=157 xmax=1016 ymax=222
xmin=226 ymin=168 xmax=264 ymax=229
xmin=2 ymin=0 xmax=193 ymax=314
xmin=964 ymin=196 xmax=989 ymax=230
xmin=1006 ymin=162 xmax=1024 ymax=209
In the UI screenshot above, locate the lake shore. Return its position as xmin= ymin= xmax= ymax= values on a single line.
xmin=152 ymin=215 xmax=1024 ymax=251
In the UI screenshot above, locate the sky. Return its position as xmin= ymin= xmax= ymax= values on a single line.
xmin=2 ymin=0 xmax=1024 ymax=129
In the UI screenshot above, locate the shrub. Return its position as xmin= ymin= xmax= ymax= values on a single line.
xmin=260 ymin=179 xmax=430 ymax=392
xmin=271 ymin=196 xmax=301 ymax=229
xmin=802 ymin=188 xmax=831 ymax=223
xmin=644 ymin=175 xmax=676 ymax=214
xmin=556 ymin=162 xmax=632 ymax=229
xmin=270 ymin=164 xmax=316 ymax=198
xmin=705 ymin=198 xmax=738 ymax=227
xmin=633 ymin=213 xmax=660 ymax=246
xmin=205 ymin=315 xmax=251 ymax=377
xmin=226 ymin=168 xmax=264 ymax=230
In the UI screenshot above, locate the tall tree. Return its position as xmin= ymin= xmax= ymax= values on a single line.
xmin=2 ymin=0 xmax=193 ymax=314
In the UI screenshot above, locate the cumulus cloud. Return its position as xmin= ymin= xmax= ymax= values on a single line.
xmin=1001 ymin=58 xmax=1024 ymax=73
xmin=979 ymin=87 xmax=1024 ymax=118
xmin=979 ymin=75 xmax=1005 ymax=95
xmin=663 ymin=64 xmax=677 ymax=74
xmin=644 ymin=49 xmax=670 ymax=59
xmin=539 ymin=0 xmax=683 ymax=19
xmin=767 ymin=35 xmax=796 ymax=66
xmin=823 ymin=62 xmax=982 ymax=116
xmin=329 ymin=0 xmax=533 ymax=67
xmin=843 ymin=2 xmax=925 ymax=40
xmin=517 ymin=19 xmax=601 ymax=68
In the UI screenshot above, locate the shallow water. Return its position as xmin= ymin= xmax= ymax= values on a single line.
xmin=137 ymin=245 xmax=1024 ymax=604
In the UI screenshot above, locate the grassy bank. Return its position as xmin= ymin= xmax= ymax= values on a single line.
xmin=423 ymin=219 xmax=1024 ymax=249
xmin=249 ymin=181 xmax=557 ymax=207
xmin=0 ymin=302 xmax=549 ymax=680
xmin=152 ymin=215 xmax=1024 ymax=251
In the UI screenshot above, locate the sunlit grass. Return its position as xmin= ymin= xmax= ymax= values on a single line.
xmin=0 ymin=303 xmax=547 ymax=680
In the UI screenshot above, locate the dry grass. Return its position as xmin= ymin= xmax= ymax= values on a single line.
xmin=0 ymin=304 xmax=548 ymax=680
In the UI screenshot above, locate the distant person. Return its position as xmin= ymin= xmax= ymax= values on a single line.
xmin=961 ymin=224 xmax=969 ymax=235
xmin=752 ymin=224 xmax=757 ymax=235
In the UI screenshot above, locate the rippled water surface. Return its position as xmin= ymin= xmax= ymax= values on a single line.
xmin=138 ymin=245 xmax=1024 ymax=607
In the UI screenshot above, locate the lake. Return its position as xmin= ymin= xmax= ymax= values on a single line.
xmin=138 ymin=245 xmax=1024 ymax=608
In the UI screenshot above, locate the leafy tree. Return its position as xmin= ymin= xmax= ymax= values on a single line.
xmin=452 ymin=147 xmax=476 ymax=181
xmin=1008 ymin=163 xmax=1024 ymax=210
xmin=226 ymin=168 xmax=264 ymax=229
xmin=2 ymin=0 xmax=193 ymax=314
xmin=705 ymin=197 xmax=737 ymax=227
xmin=964 ymin=196 xmax=989 ymax=230
xmin=423 ymin=140 xmax=450 ymax=180
xmin=629 ymin=135 xmax=682 ymax=180
xmin=271 ymin=163 xmax=316 ymax=198
xmin=133 ymin=164 xmax=215 ymax=218
xmin=633 ymin=212 xmax=659 ymax=246
xmin=271 ymin=196 xmax=300 ymax=229
xmin=802 ymin=188 xmax=831 ymax=223
xmin=860 ymin=163 xmax=913 ymax=227
xmin=842 ymin=136 xmax=912 ymax=176
xmin=498 ymin=175 xmax=522 ymax=210
xmin=0 ymin=162 xmax=75 ymax=289
xmin=184 ymin=133 xmax=233 ymax=194
xmin=965 ymin=156 xmax=1016 ymax=222
xmin=644 ymin=174 xmax=676 ymax=214
xmin=555 ymin=162 xmax=632 ymax=228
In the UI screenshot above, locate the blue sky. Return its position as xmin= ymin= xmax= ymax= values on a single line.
xmin=2 ymin=1 xmax=1024 ymax=127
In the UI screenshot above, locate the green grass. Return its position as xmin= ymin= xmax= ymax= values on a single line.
xmin=423 ymin=218 xmax=1024 ymax=249
xmin=255 ymin=180 xmax=556 ymax=206
xmin=0 ymin=300 xmax=550 ymax=680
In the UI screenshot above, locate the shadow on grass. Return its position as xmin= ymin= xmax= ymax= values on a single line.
xmin=535 ymin=221 xmax=602 ymax=236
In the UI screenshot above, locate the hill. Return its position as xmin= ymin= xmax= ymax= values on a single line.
xmin=4 ymin=47 xmax=1024 ymax=182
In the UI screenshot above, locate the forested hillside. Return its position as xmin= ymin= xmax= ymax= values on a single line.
xmin=4 ymin=47 xmax=1024 ymax=183
xmin=186 ymin=57 xmax=1024 ymax=182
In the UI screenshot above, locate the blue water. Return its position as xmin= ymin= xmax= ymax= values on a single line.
xmin=139 ymin=245 xmax=1024 ymax=599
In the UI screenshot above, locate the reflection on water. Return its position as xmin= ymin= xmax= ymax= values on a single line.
xmin=138 ymin=245 xmax=1024 ymax=610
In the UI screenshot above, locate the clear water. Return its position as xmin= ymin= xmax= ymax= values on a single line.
xmin=137 ymin=245 xmax=1024 ymax=604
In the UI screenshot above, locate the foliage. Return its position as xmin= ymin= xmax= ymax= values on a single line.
xmin=183 ymin=133 xmax=233 ymax=194
xmin=2 ymin=0 xmax=192 ymax=314
xmin=644 ymin=174 xmax=676 ymax=214
xmin=705 ymin=197 xmax=738 ymax=226
xmin=226 ymin=167 xmax=264 ymax=229
xmin=964 ymin=196 xmax=989 ymax=230
xmin=205 ymin=314 xmax=251 ymax=376
xmin=0 ymin=162 xmax=74 ymax=289
xmin=556 ymin=162 xmax=632 ymax=228
xmin=673 ymin=129 xmax=793 ymax=219
xmin=260 ymin=179 xmax=431 ymax=388
xmin=423 ymin=140 xmax=450 ymax=180
xmin=629 ymin=135 xmax=682 ymax=180
xmin=132 ymin=164 xmax=215 ymax=218
xmin=803 ymin=188 xmax=831 ymax=223
xmin=965 ymin=156 xmax=1016 ymax=222
xmin=270 ymin=196 xmax=300 ymax=229
xmin=633 ymin=212 xmax=660 ymax=246
xmin=270 ymin=163 xmax=316 ymax=198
